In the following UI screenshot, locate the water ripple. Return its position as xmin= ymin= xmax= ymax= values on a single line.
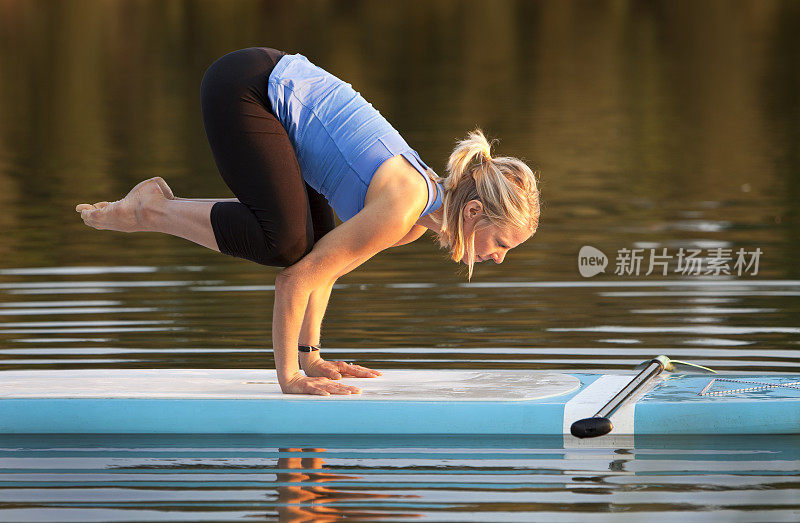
xmin=0 ymin=435 xmax=795 ymax=522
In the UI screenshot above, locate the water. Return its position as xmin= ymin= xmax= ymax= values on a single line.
xmin=1 ymin=435 xmax=799 ymax=522
xmin=0 ymin=0 xmax=799 ymax=520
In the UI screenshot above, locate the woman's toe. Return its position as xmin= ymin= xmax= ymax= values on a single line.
xmin=76 ymin=203 xmax=93 ymax=212
xmin=153 ymin=178 xmax=175 ymax=199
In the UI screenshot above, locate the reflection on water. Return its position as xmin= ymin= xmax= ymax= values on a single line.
xmin=0 ymin=435 xmax=798 ymax=522
xmin=274 ymin=447 xmax=419 ymax=521
xmin=0 ymin=0 xmax=799 ymax=519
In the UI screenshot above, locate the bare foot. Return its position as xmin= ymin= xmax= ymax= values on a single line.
xmin=75 ymin=177 xmax=171 ymax=233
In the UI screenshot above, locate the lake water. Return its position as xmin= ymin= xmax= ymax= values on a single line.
xmin=0 ymin=1 xmax=798 ymax=521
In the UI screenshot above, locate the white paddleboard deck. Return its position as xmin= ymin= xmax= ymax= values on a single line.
xmin=0 ymin=369 xmax=581 ymax=402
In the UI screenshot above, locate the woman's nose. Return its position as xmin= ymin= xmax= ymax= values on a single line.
xmin=492 ymin=252 xmax=505 ymax=264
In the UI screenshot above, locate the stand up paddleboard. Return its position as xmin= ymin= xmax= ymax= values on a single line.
xmin=1 ymin=363 xmax=798 ymax=435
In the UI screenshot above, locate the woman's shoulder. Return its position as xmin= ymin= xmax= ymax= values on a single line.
xmin=365 ymin=155 xmax=431 ymax=221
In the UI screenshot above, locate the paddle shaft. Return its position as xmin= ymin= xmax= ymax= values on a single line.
xmin=596 ymin=358 xmax=665 ymax=419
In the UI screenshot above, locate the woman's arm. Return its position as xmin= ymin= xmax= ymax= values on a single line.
xmin=391 ymin=224 xmax=427 ymax=247
xmin=273 ymin=192 xmax=421 ymax=395
xmin=298 ymin=279 xmax=334 ymax=351
xmin=298 ymin=259 xmax=384 ymax=379
xmin=299 ymin=245 xmax=392 ymax=352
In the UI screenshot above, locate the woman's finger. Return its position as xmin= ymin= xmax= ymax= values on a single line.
xmin=353 ymin=364 xmax=382 ymax=376
xmin=310 ymin=388 xmax=330 ymax=396
xmin=331 ymin=381 xmax=361 ymax=393
xmin=303 ymin=376 xmax=359 ymax=395
xmin=306 ymin=384 xmax=332 ymax=396
xmin=326 ymin=367 xmax=343 ymax=380
xmin=339 ymin=363 xmax=382 ymax=377
xmin=325 ymin=382 xmax=361 ymax=394
xmin=284 ymin=376 xmax=358 ymax=396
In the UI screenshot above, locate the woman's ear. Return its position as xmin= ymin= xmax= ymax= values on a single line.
xmin=463 ymin=199 xmax=483 ymax=221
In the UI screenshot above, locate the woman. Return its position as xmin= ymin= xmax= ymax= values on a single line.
xmin=76 ymin=48 xmax=540 ymax=396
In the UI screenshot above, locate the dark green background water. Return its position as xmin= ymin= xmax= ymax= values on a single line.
xmin=0 ymin=1 xmax=798 ymax=521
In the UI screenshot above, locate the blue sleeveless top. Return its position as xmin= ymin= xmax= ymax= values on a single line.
xmin=267 ymin=53 xmax=443 ymax=222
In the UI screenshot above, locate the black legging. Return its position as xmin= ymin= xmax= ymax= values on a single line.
xmin=201 ymin=47 xmax=336 ymax=267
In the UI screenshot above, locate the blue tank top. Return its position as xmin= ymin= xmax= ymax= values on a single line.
xmin=267 ymin=53 xmax=443 ymax=222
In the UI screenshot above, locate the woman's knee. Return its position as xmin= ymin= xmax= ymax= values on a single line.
xmin=211 ymin=201 xmax=310 ymax=267
xmin=217 ymin=231 xmax=312 ymax=268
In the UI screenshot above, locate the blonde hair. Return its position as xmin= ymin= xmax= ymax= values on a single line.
xmin=429 ymin=128 xmax=540 ymax=280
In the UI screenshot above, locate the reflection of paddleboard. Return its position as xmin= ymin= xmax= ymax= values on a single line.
xmin=0 ymin=369 xmax=798 ymax=435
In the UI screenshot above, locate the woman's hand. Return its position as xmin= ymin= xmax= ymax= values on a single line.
xmin=302 ymin=357 xmax=383 ymax=380
xmin=281 ymin=372 xmax=363 ymax=396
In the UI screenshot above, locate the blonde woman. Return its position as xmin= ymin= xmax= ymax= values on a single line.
xmin=75 ymin=48 xmax=540 ymax=396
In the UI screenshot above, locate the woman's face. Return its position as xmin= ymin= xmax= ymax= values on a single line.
xmin=461 ymin=200 xmax=531 ymax=264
